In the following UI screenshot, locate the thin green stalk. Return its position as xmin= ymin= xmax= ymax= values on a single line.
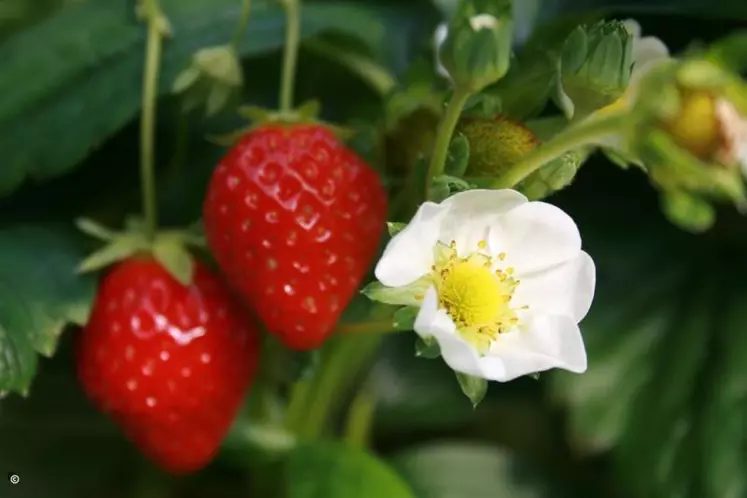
xmin=140 ymin=18 xmax=164 ymax=241
xmin=279 ymin=0 xmax=301 ymax=112
xmin=344 ymin=387 xmax=375 ymax=447
xmin=425 ymin=88 xmax=472 ymax=196
xmin=299 ymin=333 xmax=382 ymax=440
xmin=492 ymin=112 xmax=628 ymax=189
xmin=230 ymin=0 xmax=252 ymax=49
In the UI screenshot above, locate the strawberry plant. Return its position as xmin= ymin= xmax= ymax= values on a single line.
xmin=2 ymin=1 xmax=747 ymax=498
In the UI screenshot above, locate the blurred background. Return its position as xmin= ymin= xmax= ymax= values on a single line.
xmin=1 ymin=0 xmax=746 ymax=497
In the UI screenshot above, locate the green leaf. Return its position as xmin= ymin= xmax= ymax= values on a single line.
xmin=0 ymin=0 xmax=422 ymax=197
xmin=536 ymin=0 xmax=747 ymax=22
xmin=414 ymin=336 xmax=441 ymax=359
xmin=550 ymin=196 xmax=747 ymax=498
xmin=286 ymin=441 xmax=415 ymax=498
xmin=0 ymin=225 xmax=95 ymax=395
xmin=455 ymin=372 xmax=488 ymax=408
xmin=392 ymin=306 xmax=418 ymax=332
xmin=392 ymin=442 xmax=563 ymax=498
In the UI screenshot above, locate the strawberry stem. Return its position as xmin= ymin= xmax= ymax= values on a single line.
xmin=230 ymin=0 xmax=253 ymax=49
xmin=491 ymin=112 xmax=628 ymax=188
xmin=279 ymin=0 xmax=302 ymax=113
xmin=140 ymin=4 xmax=167 ymax=241
xmin=425 ymin=88 xmax=473 ymax=197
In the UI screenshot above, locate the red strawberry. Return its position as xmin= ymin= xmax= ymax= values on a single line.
xmin=203 ymin=124 xmax=387 ymax=350
xmin=76 ymin=257 xmax=260 ymax=474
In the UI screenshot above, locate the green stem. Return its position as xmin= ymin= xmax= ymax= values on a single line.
xmin=140 ymin=18 xmax=164 ymax=241
xmin=491 ymin=112 xmax=628 ymax=189
xmin=299 ymin=334 xmax=382 ymax=440
xmin=304 ymin=38 xmax=396 ymax=96
xmin=279 ymin=0 xmax=301 ymax=112
xmin=344 ymin=387 xmax=375 ymax=447
xmin=425 ymin=88 xmax=472 ymax=196
xmin=230 ymin=0 xmax=252 ymax=49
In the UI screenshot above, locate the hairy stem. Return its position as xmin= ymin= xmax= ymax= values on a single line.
xmin=492 ymin=113 xmax=628 ymax=188
xmin=425 ymin=88 xmax=472 ymax=196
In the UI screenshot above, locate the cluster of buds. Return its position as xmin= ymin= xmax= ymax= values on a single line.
xmin=625 ymin=58 xmax=747 ymax=231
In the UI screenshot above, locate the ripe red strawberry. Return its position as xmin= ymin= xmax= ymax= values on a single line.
xmin=203 ymin=124 xmax=387 ymax=350
xmin=76 ymin=257 xmax=260 ymax=474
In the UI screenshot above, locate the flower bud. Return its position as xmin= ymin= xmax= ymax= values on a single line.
xmin=173 ymin=45 xmax=243 ymax=116
xmin=634 ymin=59 xmax=747 ymax=192
xmin=557 ymin=21 xmax=634 ymax=118
xmin=438 ymin=0 xmax=513 ymax=93
xmin=625 ymin=58 xmax=747 ymax=225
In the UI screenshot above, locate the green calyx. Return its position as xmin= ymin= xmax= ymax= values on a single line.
xmin=208 ymin=100 xmax=355 ymax=147
xmin=76 ymin=217 xmax=206 ymax=286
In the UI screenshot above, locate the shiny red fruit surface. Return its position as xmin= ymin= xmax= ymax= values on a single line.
xmin=76 ymin=257 xmax=260 ymax=474
xmin=203 ymin=124 xmax=387 ymax=350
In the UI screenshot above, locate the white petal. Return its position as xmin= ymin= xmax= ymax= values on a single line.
xmin=414 ymin=287 xmax=485 ymax=377
xmin=491 ymin=201 xmax=581 ymax=273
xmin=439 ymin=189 xmax=527 ymax=256
xmin=555 ymin=76 xmax=576 ymax=120
xmin=622 ymin=19 xmax=642 ymax=38
xmin=512 ymin=251 xmax=596 ymax=322
xmin=633 ymin=36 xmax=670 ymax=68
xmin=375 ymin=202 xmax=447 ymax=287
xmin=478 ymin=314 xmax=587 ymax=382
xmin=434 ymin=23 xmax=450 ymax=79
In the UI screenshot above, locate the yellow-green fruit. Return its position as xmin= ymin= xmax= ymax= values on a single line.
xmin=385 ymin=108 xmax=440 ymax=175
xmin=457 ymin=115 xmax=540 ymax=177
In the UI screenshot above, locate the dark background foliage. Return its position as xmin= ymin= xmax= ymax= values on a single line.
xmin=0 ymin=0 xmax=746 ymax=497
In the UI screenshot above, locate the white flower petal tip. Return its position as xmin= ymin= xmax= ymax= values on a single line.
xmin=434 ymin=22 xmax=450 ymax=79
xmin=377 ymin=191 xmax=594 ymax=383
xmin=469 ymin=14 xmax=498 ymax=31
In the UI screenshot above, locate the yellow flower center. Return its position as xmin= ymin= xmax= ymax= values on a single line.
xmin=431 ymin=240 xmax=523 ymax=355
xmin=663 ymin=90 xmax=720 ymax=159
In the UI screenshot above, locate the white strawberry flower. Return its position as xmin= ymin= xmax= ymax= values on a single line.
xmin=374 ymin=189 xmax=595 ymax=382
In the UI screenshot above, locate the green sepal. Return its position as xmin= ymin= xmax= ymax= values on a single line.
xmin=528 ymin=372 xmax=540 ymax=381
xmin=392 ymin=306 xmax=419 ymax=332
xmin=445 ymin=133 xmax=470 ymax=178
xmin=455 ymin=372 xmax=488 ymax=409
xmin=75 ymin=218 xmax=204 ymax=285
xmin=415 ymin=336 xmax=441 ymax=359
xmin=386 ymin=222 xmax=407 ymax=237
xmin=660 ymin=190 xmax=716 ymax=234
xmin=361 ymin=279 xmax=430 ymax=307
xmin=152 ymin=235 xmax=195 ymax=286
